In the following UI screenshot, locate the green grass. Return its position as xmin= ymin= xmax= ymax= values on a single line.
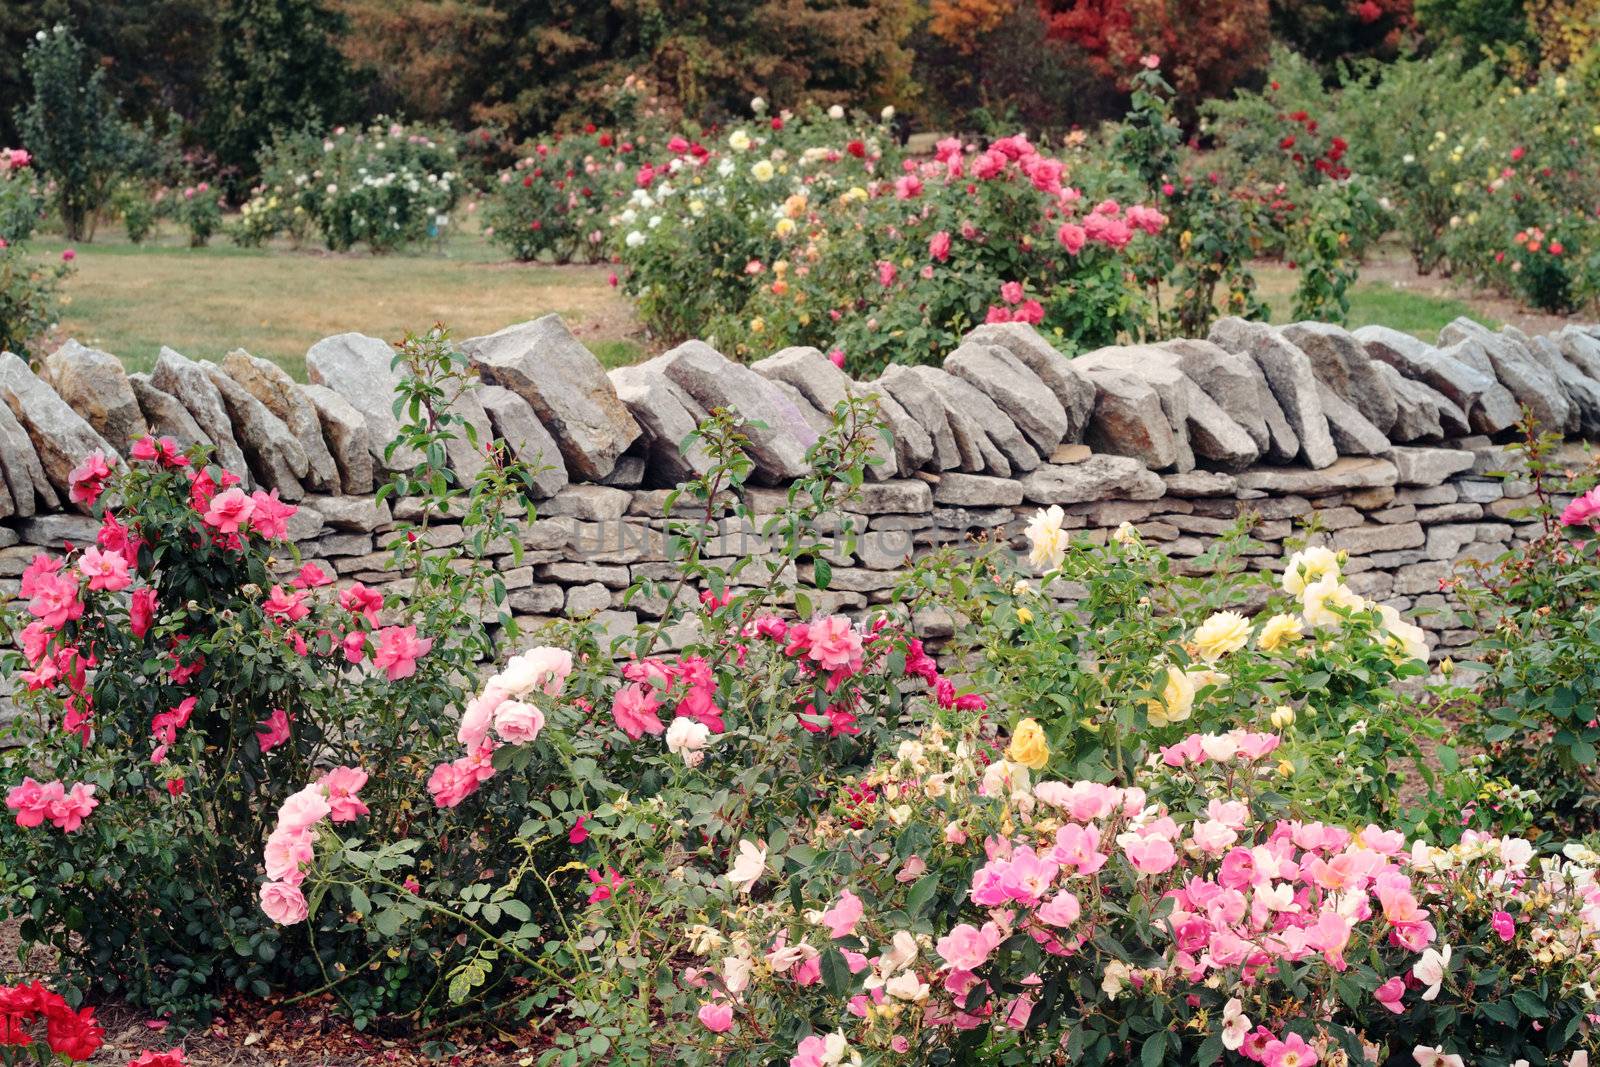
xmin=32 ymin=224 xmax=641 ymax=380
xmin=1253 ymin=262 xmax=1498 ymax=340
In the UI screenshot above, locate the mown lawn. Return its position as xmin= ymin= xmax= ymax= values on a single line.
xmin=32 ymin=224 xmax=641 ymax=381
xmin=31 ymin=225 xmax=1511 ymax=382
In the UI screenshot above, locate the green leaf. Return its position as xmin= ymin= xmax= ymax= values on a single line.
xmin=819 ymin=948 xmax=851 ymax=996
xmin=1141 ymin=1031 xmax=1168 ymax=1067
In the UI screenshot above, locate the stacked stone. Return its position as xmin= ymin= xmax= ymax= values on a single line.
xmin=3 ymin=313 xmax=1600 ymax=659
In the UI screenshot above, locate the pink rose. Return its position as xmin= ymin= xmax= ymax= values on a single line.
xmin=928 ymin=230 xmax=951 ymax=262
xmin=696 ymin=1002 xmax=734 ymax=1033
xmin=493 ymin=699 xmax=546 ymax=744
xmin=202 ymin=487 xmax=255 ymax=533
xmin=320 ymin=766 xmax=369 ymax=822
xmin=937 ymin=922 xmax=1002 ymax=970
xmin=77 ymin=547 xmax=131 ymax=592
xmin=259 ymin=881 xmax=308 ymax=925
xmin=264 ymin=827 xmax=315 ymax=883
xmin=819 ymin=889 xmax=863 ymax=938
xmin=276 ymin=783 xmax=331 ymax=833
xmin=611 ymin=683 xmax=664 ymax=740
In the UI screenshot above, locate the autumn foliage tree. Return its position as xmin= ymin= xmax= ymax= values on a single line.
xmin=1036 ymin=0 xmax=1272 ymax=108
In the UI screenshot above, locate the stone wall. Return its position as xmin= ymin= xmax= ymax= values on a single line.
xmin=4 ymin=313 xmax=1600 ymax=658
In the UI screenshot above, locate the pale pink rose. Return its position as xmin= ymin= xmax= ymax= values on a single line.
xmin=259 ymin=880 xmax=308 ymax=925
xmin=493 ymin=699 xmax=546 ymax=744
xmin=276 ymin=784 xmax=330 ymax=832
xmin=264 ymin=827 xmax=315 ymax=883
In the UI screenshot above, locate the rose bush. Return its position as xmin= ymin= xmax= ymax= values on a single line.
xmin=605 ymin=98 xmax=1168 ymax=373
xmin=233 ymin=120 xmax=460 ymax=252
xmin=662 ymin=714 xmax=1600 ymax=1066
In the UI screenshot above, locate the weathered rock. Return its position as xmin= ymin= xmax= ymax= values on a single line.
xmin=1074 ymin=346 xmax=1196 ymax=472
xmin=1280 ymin=321 xmax=1398 ymax=435
xmin=1159 ymin=338 xmax=1278 ymax=457
xmin=932 ymin=472 xmax=1024 ymax=507
xmin=1208 ymin=318 xmax=1338 ymax=469
xmin=151 ymin=346 xmax=250 ymax=479
xmin=1556 ymin=326 xmax=1600 ymax=381
xmin=1313 ymin=382 xmax=1389 ymax=455
xmin=1181 ymin=380 xmax=1259 ymax=470
xmin=876 ymin=366 xmax=961 ymax=471
xmin=902 ymin=365 xmax=1039 ymax=475
xmin=0 ymin=393 xmax=58 ymax=516
xmin=1162 ymin=470 xmax=1237 ymax=497
xmin=751 ymin=346 xmax=897 ymax=478
xmin=1075 ymin=366 xmax=1180 ymax=471
xmin=1334 ymin=522 xmax=1425 ymax=556
xmin=608 ymin=357 xmax=715 ymax=485
xmin=1353 ymin=324 xmax=1514 ymax=436
xmin=944 ymin=341 xmax=1070 ymax=453
xmin=128 ymin=373 xmax=211 ymax=452
xmin=477 ymin=384 xmax=570 ymax=498
xmin=1526 ymin=333 xmax=1600 ymax=434
xmin=202 ymin=361 xmax=307 ymax=498
xmin=301 ymin=383 xmax=374 ymax=495
xmin=1389 ymin=446 xmax=1475 ymax=488
xmin=1441 ymin=318 xmax=1571 ymax=432
xmin=540 ymin=484 xmax=631 ymax=521
xmin=1234 ymin=457 xmax=1398 ymax=496
xmin=312 ymin=494 xmax=392 ymax=533
xmin=461 ymin=316 xmax=641 ymax=482
xmin=0 ymin=351 xmax=120 ymax=505
xmin=1019 ymin=455 xmax=1165 ymax=504
xmin=220 ymin=350 xmax=339 ymax=491
xmin=766 ymin=379 xmax=833 ymax=437
xmin=963 ymin=322 xmax=1096 ymax=442
xmin=657 ymin=340 xmax=812 ymax=483
xmin=1371 ymin=362 xmax=1443 ymax=442
xmin=306 ymin=333 xmax=425 ymax=472
xmin=45 ymin=340 xmax=144 ymax=454
xmin=869 ymin=390 xmax=934 ymax=477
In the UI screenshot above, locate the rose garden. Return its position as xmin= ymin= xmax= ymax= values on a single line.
xmin=1 ymin=5 xmax=1599 ymax=1067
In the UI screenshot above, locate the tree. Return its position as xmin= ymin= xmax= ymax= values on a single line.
xmin=1270 ymin=0 xmax=1416 ymax=68
xmin=1037 ymin=0 xmax=1272 ymax=112
xmin=327 ymin=0 xmax=505 ymax=126
xmin=14 ymin=24 xmax=149 ymax=240
xmin=203 ymin=0 xmax=357 ymax=190
xmin=0 ymin=0 xmax=216 ymax=147
xmin=1413 ymin=0 xmax=1534 ymax=65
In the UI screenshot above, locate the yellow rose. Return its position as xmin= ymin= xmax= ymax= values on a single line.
xmin=1192 ymin=610 xmax=1250 ymax=661
xmin=1301 ymin=574 xmax=1366 ymax=628
xmin=1281 ymin=547 xmax=1339 ymax=595
xmin=1016 ymin=606 xmax=1033 ymax=625
xmin=1007 ymin=718 xmax=1050 ymax=770
xmin=1256 ymin=612 xmax=1304 ymax=652
xmin=1270 ymin=704 xmax=1296 ymax=729
xmin=1146 ymin=666 xmax=1195 ymax=727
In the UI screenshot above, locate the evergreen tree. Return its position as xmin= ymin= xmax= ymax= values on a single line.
xmin=204 ymin=0 xmax=357 ymax=189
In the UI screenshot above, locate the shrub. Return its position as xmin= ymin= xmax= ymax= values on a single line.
xmin=612 ymin=101 xmax=1165 ymax=373
xmin=0 ymin=244 xmax=72 ymax=356
xmin=668 ymin=716 xmax=1600 ymax=1065
xmin=1454 ymin=425 xmax=1600 ymax=837
xmin=482 ymin=129 xmax=632 ymax=263
xmin=170 ymin=181 xmax=223 ymax=247
xmin=0 ymin=147 xmax=44 ymax=245
xmin=112 ymin=182 xmax=159 ymax=245
xmin=14 ymin=25 xmax=151 ymax=242
xmin=0 ymin=328 xmax=532 ymax=1021
xmin=236 ymin=120 xmax=460 ymax=253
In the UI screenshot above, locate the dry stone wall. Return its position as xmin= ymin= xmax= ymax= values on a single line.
xmin=4 ymin=313 xmax=1600 ymax=659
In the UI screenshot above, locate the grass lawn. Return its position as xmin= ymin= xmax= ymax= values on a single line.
xmin=1252 ymin=260 xmax=1497 ymax=338
xmin=29 ymin=225 xmax=1543 ymax=384
xmin=32 ymin=224 xmax=641 ymax=381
